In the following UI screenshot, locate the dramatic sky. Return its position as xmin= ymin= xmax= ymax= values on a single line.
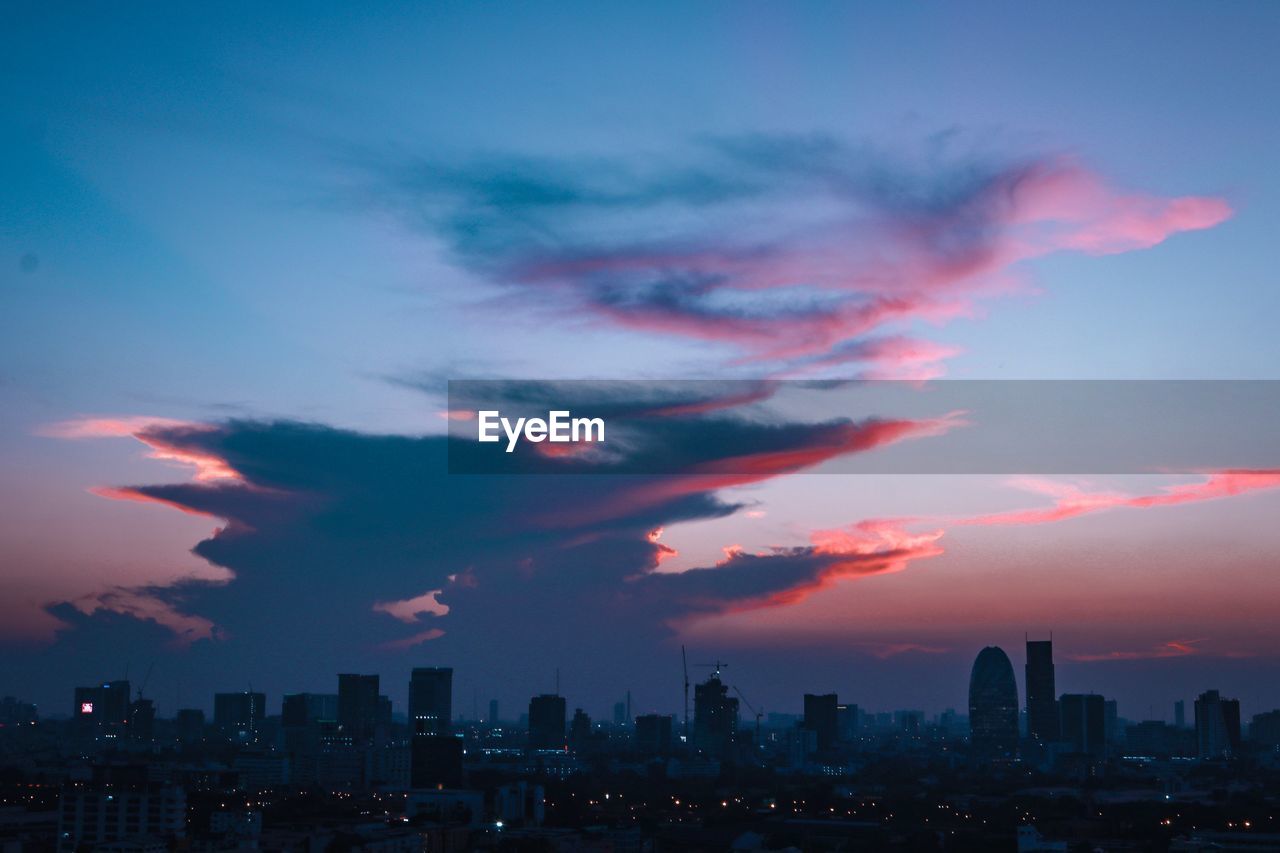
xmin=3 ymin=2 xmax=1279 ymax=725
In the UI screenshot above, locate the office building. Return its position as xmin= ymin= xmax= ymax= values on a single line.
xmin=410 ymin=733 xmax=463 ymax=789
xmin=968 ymin=647 xmax=1018 ymax=759
xmin=337 ymin=674 xmax=380 ymax=742
xmin=635 ymin=714 xmax=674 ymax=755
xmin=1195 ymin=689 xmax=1242 ymax=759
xmin=408 ymin=667 xmax=452 ymax=735
xmin=1025 ymin=639 xmax=1058 ymax=743
xmin=213 ymin=691 xmax=265 ymax=744
xmin=528 ymin=694 xmax=567 ymax=750
xmin=1059 ymin=693 xmax=1106 ymax=756
xmin=803 ymin=693 xmax=839 ymax=752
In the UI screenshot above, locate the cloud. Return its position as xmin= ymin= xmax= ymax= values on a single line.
xmin=1066 ymin=639 xmax=1205 ymax=662
xmin=42 ymin=417 xmax=243 ymax=482
xmin=957 ymin=470 xmax=1280 ymax=527
xmin=29 ymin=398 xmax=956 ymax=667
xmin=359 ymin=135 xmax=1230 ymax=375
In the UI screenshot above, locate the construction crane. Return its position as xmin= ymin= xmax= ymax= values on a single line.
xmin=681 ymin=646 xmax=690 ymax=741
xmin=135 ymin=663 xmax=154 ymax=701
xmin=732 ymin=685 xmax=763 ymax=748
xmin=695 ymin=660 xmax=729 ymax=678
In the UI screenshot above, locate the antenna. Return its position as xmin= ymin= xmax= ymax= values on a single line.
xmin=681 ymin=646 xmax=690 ymax=742
xmin=555 ymin=667 xmax=560 ymax=696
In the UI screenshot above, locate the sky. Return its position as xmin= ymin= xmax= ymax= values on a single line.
xmin=2 ymin=1 xmax=1279 ymax=724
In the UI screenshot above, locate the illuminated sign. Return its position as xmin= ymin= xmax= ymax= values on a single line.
xmin=80 ymin=702 xmax=94 ymax=715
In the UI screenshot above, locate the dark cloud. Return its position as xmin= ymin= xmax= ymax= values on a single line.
xmin=12 ymin=400 xmax=952 ymax=709
xmin=352 ymin=134 xmax=1228 ymax=376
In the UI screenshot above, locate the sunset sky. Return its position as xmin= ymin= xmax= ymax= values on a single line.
xmin=3 ymin=2 xmax=1279 ymax=722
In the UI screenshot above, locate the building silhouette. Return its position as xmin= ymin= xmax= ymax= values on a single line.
xmin=693 ymin=673 xmax=739 ymax=759
xmin=409 ymin=667 xmax=452 ymax=735
xmin=1059 ymin=693 xmax=1106 ymax=756
xmin=1195 ymin=689 xmax=1242 ymax=759
xmin=802 ymin=693 xmax=839 ymax=752
xmin=213 ymin=691 xmax=265 ymax=744
xmin=1025 ymin=638 xmax=1058 ymax=743
xmin=73 ymin=681 xmax=131 ymax=742
xmin=337 ymin=674 xmax=379 ymax=742
xmin=635 ymin=714 xmax=674 ymax=755
xmin=968 ymin=647 xmax=1018 ymax=759
xmin=410 ymin=733 xmax=463 ymax=789
xmin=528 ymin=694 xmax=566 ymax=750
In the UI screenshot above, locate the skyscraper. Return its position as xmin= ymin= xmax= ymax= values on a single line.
xmin=803 ymin=693 xmax=839 ymax=752
xmin=1195 ymin=689 xmax=1242 ymax=759
xmin=337 ymin=674 xmax=379 ymax=742
xmin=408 ymin=667 xmax=452 ymax=735
xmin=410 ymin=734 xmax=463 ymax=789
xmin=213 ymin=691 xmax=265 ymax=744
xmin=968 ymin=647 xmax=1018 ymax=759
xmin=693 ymin=673 xmax=739 ymax=759
xmin=1025 ymin=638 xmax=1058 ymax=743
xmin=1059 ymin=694 xmax=1106 ymax=756
xmin=635 ymin=714 xmax=674 ymax=755
xmin=528 ymin=694 xmax=566 ymax=750
xmin=74 ymin=681 xmax=131 ymax=741
xmin=1175 ymin=699 xmax=1186 ymax=729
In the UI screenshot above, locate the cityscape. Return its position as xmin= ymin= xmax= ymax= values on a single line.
xmin=3 ymin=638 xmax=1280 ymax=851
xmin=6 ymin=2 xmax=1280 ymax=852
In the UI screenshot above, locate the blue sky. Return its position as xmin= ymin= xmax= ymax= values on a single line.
xmin=3 ymin=2 xmax=1279 ymax=718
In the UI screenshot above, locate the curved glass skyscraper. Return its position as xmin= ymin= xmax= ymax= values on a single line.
xmin=969 ymin=646 xmax=1019 ymax=759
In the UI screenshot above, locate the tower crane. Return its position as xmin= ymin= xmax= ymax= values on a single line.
xmin=732 ymin=685 xmax=763 ymax=748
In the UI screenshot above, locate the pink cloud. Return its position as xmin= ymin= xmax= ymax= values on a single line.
xmin=958 ymin=470 xmax=1280 ymax=527
xmin=372 ymin=589 xmax=450 ymax=623
xmin=498 ymin=154 xmax=1231 ymax=376
xmin=43 ymin=417 xmax=242 ymax=483
xmin=1066 ymin=638 xmax=1205 ymax=662
xmin=70 ymin=588 xmax=223 ymax=646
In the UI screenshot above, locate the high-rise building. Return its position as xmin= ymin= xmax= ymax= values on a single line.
xmin=1174 ymin=700 xmax=1186 ymax=729
xmin=1251 ymin=709 xmax=1280 ymax=748
xmin=1104 ymin=699 xmax=1120 ymax=744
xmin=570 ymin=708 xmax=592 ymax=750
xmin=410 ymin=733 xmax=463 ymax=789
xmin=635 ymin=714 xmax=674 ymax=755
xmin=74 ymin=681 xmax=131 ymax=741
xmin=175 ymin=708 xmax=205 ymax=745
xmin=837 ymin=703 xmax=860 ymax=742
xmin=1195 ymin=689 xmax=1242 ymax=759
xmin=803 ymin=693 xmax=839 ymax=752
xmin=489 ymin=699 xmax=499 ymax=724
xmin=528 ymin=694 xmax=566 ymax=750
xmin=693 ymin=674 xmax=739 ymax=759
xmin=409 ymin=667 xmax=452 ymax=735
xmin=1059 ymin=694 xmax=1106 ymax=756
xmin=337 ymin=674 xmax=380 ymax=742
xmin=1025 ymin=639 xmax=1058 ymax=743
xmin=968 ymin=647 xmax=1018 ymax=759
xmin=128 ymin=697 xmax=155 ymax=744
xmin=213 ymin=691 xmax=265 ymax=744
